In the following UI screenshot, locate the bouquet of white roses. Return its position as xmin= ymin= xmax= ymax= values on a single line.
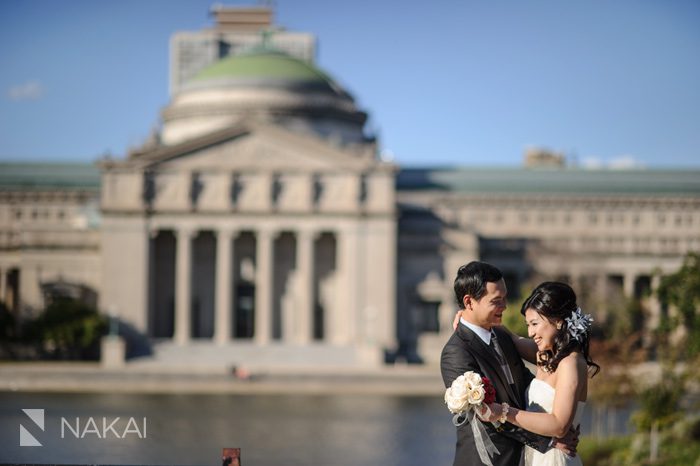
xmin=444 ymin=371 xmax=500 ymax=466
xmin=444 ymin=371 xmax=496 ymax=418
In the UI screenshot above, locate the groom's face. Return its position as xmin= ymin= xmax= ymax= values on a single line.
xmin=464 ymin=278 xmax=508 ymax=330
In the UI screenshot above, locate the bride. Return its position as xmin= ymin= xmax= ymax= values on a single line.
xmin=484 ymin=281 xmax=600 ymax=466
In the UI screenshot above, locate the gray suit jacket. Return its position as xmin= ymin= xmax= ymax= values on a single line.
xmin=441 ymin=324 xmax=550 ymax=466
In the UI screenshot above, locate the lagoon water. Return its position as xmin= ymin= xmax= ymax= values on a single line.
xmin=0 ymin=392 xmax=631 ymax=465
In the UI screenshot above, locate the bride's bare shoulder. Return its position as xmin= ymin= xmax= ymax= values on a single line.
xmin=560 ymin=352 xmax=587 ymax=373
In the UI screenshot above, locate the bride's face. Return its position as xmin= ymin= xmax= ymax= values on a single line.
xmin=525 ymin=308 xmax=559 ymax=352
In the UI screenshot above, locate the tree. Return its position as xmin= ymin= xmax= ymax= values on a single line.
xmin=656 ymin=252 xmax=700 ymax=358
xmin=22 ymin=298 xmax=107 ymax=360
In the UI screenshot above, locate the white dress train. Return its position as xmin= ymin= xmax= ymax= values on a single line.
xmin=523 ymin=378 xmax=584 ymax=466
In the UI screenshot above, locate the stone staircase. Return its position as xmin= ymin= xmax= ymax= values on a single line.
xmin=128 ymin=340 xmax=380 ymax=372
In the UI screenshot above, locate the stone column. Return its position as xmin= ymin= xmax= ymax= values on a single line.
xmin=296 ymin=229 xmax=314 ymax=344
xmin=0 ymin=268 xmax=6 ymax=308
xmin=623 ymin=272 xmax=636 ymax=298
xmin=6 ymin=269 xmax=17 ymax=313
xmin=255 ymin=229 xmax=273 ymax=345
xmin=647 ymin=274 xmax=663 ymax=335
xmin=147 ymin=229 xmax=159 ymax=336
xmin=214 ymin=229 xmax=235 ymax=345
xmin=175 ymin=227 xmax=194 ymax=345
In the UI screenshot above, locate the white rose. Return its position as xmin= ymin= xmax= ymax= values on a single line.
xmin=445 ymin=377 xmax=471 ymax=414
xmin=451 ymin=380 xmax=469 ymax=400
xmin=445 ymin=388 xmax=470 ymax=413
xmin=464 ymin=371 xmax=483 ymax=389
xmin=467 ymin=385 xmax=486 ymax=405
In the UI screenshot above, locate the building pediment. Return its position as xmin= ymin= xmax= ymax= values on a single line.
xmin=128 ymin=122 xmax=376 ymax=174
xmin=100 ymin=122 xmax=396 ymax=215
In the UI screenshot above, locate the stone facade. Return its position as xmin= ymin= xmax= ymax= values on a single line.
xmin=396 ymin=168 xmax=700 ymax=362
xmin=0 ymin=165 xmax=101 ymax=317
xmin=97 ymin=122 xmax=396 ymax=367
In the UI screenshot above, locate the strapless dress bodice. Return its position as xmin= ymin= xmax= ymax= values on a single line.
xmin=523 ymin=378 xmax=585 ymax=466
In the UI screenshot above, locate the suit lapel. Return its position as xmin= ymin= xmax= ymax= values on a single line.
xmin=458 ymin=324 xmax=520 ymax=404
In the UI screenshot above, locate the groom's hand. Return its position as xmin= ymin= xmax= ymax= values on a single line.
xmin=552 ymin=424 xmax=580 ymax=457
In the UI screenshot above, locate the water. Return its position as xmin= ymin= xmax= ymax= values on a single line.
xmin=0 ymin=392 xmax=632 ymax=466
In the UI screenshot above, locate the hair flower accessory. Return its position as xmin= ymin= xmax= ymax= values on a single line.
xmin=565 ymin=307 xmax=593 ymax=342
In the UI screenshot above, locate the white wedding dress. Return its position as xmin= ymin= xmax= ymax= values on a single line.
xmin=523 ymin=378 xmax=584 ymax=466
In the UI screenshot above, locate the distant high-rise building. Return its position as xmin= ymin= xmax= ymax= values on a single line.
xmin=170 ymin=6 xmax=316 ymax=95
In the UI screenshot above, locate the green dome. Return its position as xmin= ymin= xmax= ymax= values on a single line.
xmin=163 ymin=48 xmax=368 ymax=146
xmin=189 ymin=50 xmax=344 ymax=94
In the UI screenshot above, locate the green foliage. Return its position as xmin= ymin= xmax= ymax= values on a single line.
xmin=22 ymin=298 xmax=107 ymax=360
xmin=630 ymin=381 xmax=683 ymax=432
xmin=605 ymin=423 xmax=700 ymax=466
xmin=0 ymin=302 xmax=20 ymax=358
xmin=579 ymin=253 xmax=700 ymax=465
xmin=502 ymin=287 xmax=529 ymax=337
xmin=656 ymin=252 xmax=700 ymax=358
xmin=596 ymin=296 xmax=647 ymax=368
xmin=502 ymin=304 xmax=528 ymax=337
xmin=682 ymin=415 xmax=700 ymax=443
xmin=0 ymin=301 xmax=16 ymax=340
xmin=578 ymin=436 xmax=630 ymax=466
xmin=608 ymin=298 xmax=645 ymax=342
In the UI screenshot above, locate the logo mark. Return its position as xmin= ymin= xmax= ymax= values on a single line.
xmin=20 ymin=409 xmax=44 ymax=447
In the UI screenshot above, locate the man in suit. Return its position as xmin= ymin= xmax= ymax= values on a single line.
xmin=441 ymin=261 xmax=574 ymax=466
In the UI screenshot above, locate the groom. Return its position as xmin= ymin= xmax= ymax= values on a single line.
xmin=440 ymin=261 xmax=573 ymax=466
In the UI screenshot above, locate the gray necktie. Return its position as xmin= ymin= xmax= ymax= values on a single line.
xmin=490 ymin=331 xmax=514 ymax=385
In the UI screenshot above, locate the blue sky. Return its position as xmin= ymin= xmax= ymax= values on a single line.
xmin=1 ymin=0 xmax=699 ymax=168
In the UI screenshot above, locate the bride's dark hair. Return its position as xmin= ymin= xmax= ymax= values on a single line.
xmin=521 ymin=281 xmax=600 ymax=377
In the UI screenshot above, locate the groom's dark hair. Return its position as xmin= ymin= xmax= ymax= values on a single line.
xmin=454 ymin=261 xmax=503 ymax=309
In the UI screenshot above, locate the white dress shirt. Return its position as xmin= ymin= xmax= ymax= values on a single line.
xmin=460 ymin=317 xmax=514 ymax=384
xmin=459 ymin=317 xmax=492 ymax=345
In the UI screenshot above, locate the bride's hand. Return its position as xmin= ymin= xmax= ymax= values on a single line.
xmin=481 ymin=403 xmax=501 ymax=423
xmin=452 ymin=310 xmax=463 ymax=330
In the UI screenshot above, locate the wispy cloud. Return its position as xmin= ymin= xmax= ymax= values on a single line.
xmin=6 ymin=80 xmax=45 ymax=101
xmin=581 ymin=155 xmax=646 ymax=170
xmin=608 ymin=155 xmax=646 ymax=170
xmin=580 ymin=157 xmax=603 ymax=169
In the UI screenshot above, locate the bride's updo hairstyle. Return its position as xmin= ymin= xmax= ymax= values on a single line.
xmin=521 ymin=281 xmax=600 ymax=377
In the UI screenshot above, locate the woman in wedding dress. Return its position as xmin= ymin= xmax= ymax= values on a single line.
xmin=484 ymin=282 xmax=600 ymax=466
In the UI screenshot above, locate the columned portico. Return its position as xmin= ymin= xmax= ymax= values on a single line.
xmin=113 ymin=173 xmax=396 ymax=368
xmin=150 ymin=226 xmax=350 ymax=346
